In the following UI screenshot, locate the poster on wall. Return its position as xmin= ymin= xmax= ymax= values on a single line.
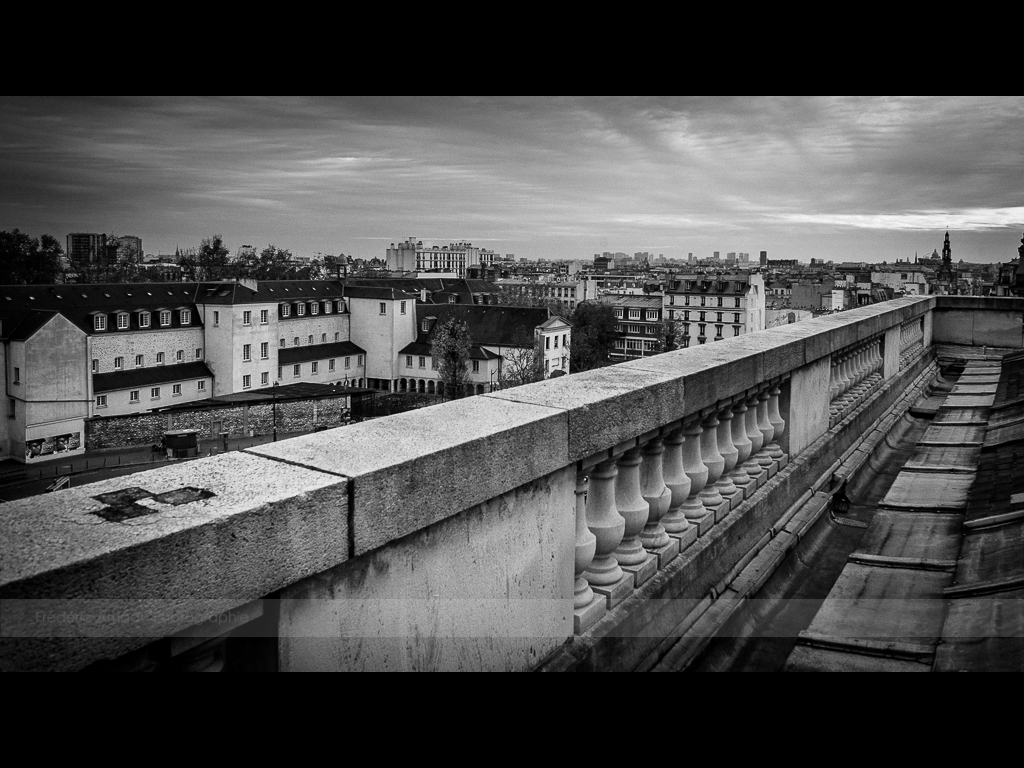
xmin=24 ymin=431 xmax=81 ymax=462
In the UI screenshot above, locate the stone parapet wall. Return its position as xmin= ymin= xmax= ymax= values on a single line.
xmin=5 ymin=295 xmax=1013 ymax=672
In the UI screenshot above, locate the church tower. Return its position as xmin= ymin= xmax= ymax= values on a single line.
xmin=937 ymin=231 xmax=956 ymax=291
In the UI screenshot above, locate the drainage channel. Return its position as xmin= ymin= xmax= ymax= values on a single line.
xmin=682 ymin=368 xmax=960 ymax=673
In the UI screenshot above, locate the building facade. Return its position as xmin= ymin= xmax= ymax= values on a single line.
xmin=662 ymin=273 xmax=766 ymax=346
xmin=385 ymin=238 xmax=498 ymax=277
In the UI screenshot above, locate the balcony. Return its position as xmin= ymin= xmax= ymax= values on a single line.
xmin=1 ymin=296 xmax=1022 ymax=671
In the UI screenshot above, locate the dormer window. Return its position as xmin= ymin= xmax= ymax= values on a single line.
xmin=159 ymin=310 xmax=171 ymax=326
xmin=323 ymin=302 xmax=331 ymax=314
xmin=139 ymin=311 xmax=150 ymax=328
xmin=296 ymin=303 xmax=306 ymax=316
xmin=310 ymin=303 xmax=319 ymax=315
xmin=422 ymin=320 xmax=430 ymax=332
xmin=94 ymin=314 xmax=106 ymax=331
xmin=281 ymin=303 xmax=291 ymax=318
xmin=117 ymin=313 xmax=129 ymax=330
xmin=180 ymin=309 xmax=191 ymax=325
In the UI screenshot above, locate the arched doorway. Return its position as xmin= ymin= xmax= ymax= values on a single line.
xmin=427 ymin=381 xmax=435 ymax=394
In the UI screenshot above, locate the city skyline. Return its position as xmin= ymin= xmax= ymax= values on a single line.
xmin=2 ymin=96 xmax=1022 ymax=264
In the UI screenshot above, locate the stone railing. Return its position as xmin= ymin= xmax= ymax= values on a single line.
xmin=2 ymin=295 xmax=1022 ymax=672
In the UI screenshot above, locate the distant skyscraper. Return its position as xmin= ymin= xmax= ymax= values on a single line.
xmin=67 ymin=232 xmax=107 ymax=263
xmin=760 ymin=251 xmax=768 ymax=266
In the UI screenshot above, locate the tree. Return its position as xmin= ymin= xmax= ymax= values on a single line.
xmin=108 ymin=234 xmax=145 ymax=283
xmin=568 ymin=301 xmax=618 ymax=372
xmin=235 ymin=244 xmax=295 ymax=281
xmin=0 ymin=229 xmax=64 ymax=284
xmin=430 ymin=316 xmax=473 ymax=400
xmin=498 ymin=328 xmax=544 ymax=390
xmin=179 ymin=234 xmax=230 ymax=282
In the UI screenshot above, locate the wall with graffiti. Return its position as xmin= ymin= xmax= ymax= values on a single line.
xmin=23 ymin=431 xmax=84 ymax=463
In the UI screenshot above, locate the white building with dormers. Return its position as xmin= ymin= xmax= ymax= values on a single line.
xmin=662 ymin=273 xmax=765 ymax=346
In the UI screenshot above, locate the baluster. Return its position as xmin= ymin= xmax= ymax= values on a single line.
xmin=767 ymin=383 xmax=786 ymax=464
xmin=574 ymin=476 xmax=596 ymax=610
xmin=680 ymin=420 xmax=711 ymax=527
xmin=698 ymin=412 xmax=725 ymax=516
xmin=582 ymin=459 xmax=626 ymax=594
xmin=639 ymin=437 xmax=679 ymax=567
xmin=614 ymin=448 xmax=655 ymax=584
xmin=713 ymin=406 xmax=739 ymax=513
xmin=829 ymin=358 xmax=840 ymax=401
xmin=741 ymin=394 xmax=767 ymax=488
xmin=660 ymin=427 xmax=693 ymax=538
xmin=573 ymin=475 xmax=605 ymax=633
xmin=728 ymin=400 xmax=754 ymax=498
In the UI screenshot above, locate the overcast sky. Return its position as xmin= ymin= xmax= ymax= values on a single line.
xmin=2 ymin=96 xmax=1022 ymax=264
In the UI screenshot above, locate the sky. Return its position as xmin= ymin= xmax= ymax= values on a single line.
xmin=2 ymin=96 xmax=1023 ymax=265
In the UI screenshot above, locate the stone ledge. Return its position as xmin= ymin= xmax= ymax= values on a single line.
xmin=0 ymin=451 xmax=350 ymax=672
xmin=250 ymin=396 xmax=570 ymax=557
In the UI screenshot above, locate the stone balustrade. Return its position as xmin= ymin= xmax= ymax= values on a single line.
xmin=3 ymin=295 xmax=1021 ymax=672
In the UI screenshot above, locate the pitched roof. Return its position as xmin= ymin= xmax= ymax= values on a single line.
xmin=415 ymin=304 xmax=551 ymax=346
xmin=93 ymin=361 xmax=214 ymax=393
xmin=5 ymin=309 xmax=62 ymax=341
xmin=191 ymin=280 xmax=345 ymax=305
xmin=278 ymin=340 xmax=365 ymax=365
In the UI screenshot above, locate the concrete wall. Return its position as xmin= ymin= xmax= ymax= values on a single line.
xmin=932 ymin=297 xmax=1024 ymax=348
xmin=91 ymin=327 xmax=205 ymax=375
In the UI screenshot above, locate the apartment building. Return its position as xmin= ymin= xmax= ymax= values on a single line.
xmin=662 ymin=273 xmax=766 ymax=346
xmin=608 ymin=295 xmax=665 ymax=360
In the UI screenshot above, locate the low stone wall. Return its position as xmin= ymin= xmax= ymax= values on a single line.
xmin=85 ymin=396 xmax=353 ymax=450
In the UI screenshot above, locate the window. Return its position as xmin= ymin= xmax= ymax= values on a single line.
xmin=157 ymin=352 xmax=165 ymax=364
xmin=135 ymin=354 xmax=144 ymax=367
xmin=345 ymin=357 xmax=351 ymax=370
xmin=243 ymin=374 xmax=251 ymax=389
xmin=151 ymin=387 xmax=161 ymax=399
xmin=323 ymin=302 xmax=331 ymax=314
xmin=716 ymin=313 xmax=723 ymax=323
xmin=321 ymin=333 xmax=327 ymax=343
xmin=699 ymin=323 xmax=707 ymax=336
xmin=281 ymin=304 xmax=291 ymax=318
xmin=669 ymin=295 xmax=675 ymax=306
xmin=297 ymin=303 xmax=306 ymax=316
xmin=311 ymin=361 xmax=319 ymax=374
xmin=379 ymin=302 xmax=387 ymax=315
xmin=114 ymin=356 xmax=123 ymax=370
xmin=310 ymin=303 xmax=319 ymax=315
xmin=180 ymin=309 xmax=191 ymax=325
xmin=401 ymin=301 xmax=407 ymax=315
xmin=716 ymin=325 xmax=724 ymax=338
xmin=243 ymin=311 xmax=252 ymax=326
xmin=261 ymin=342 xmax=269 ymax=359
xmin=700 ymin=297 xmax=706 ymax=307
xmin=629 ymin=309 xmax=640 ymax=319
xmin=553 ymin=336 xmax=559 ymax=348
xmin=139 ymin=312 xmax=151 ymax=328
xmin=734 ymin=313 xmax=741 ymax=324
xmin=173 ymin=383 xmax=182 ymax=396
xmin=734 ymin=326 xmax=741 ymax=337
xmin=294 ymin=337 xmax=299 ymax=346
xmin=329 ymin=359 xmax=336 ymax=372
xmin=334 ymin=332 xmax=339 ymax=342
xmin=685 ymin=296 xmax=691 ymax=306
xmin=406 ymin=355 xmax=413 ymax=368
xmin=261 ymin=372 xmax=269 ymax=385
xmin=472 ymin=360 xmax=480 ymax=373
xmin=358 ymin=355 xmax=364 ymax=366
xmin=176 ymin=350 xmax=183 ymax=362
xmin=735 ymin=298 xmax=741 ymax=307
xmin=699 ymin=312 xmax=706 ymax=322
xmin=160 ymin=310 xmax=171 ymax=326
xmin=563 ymin=334 xmax=567 ymax=347
xmin=96 ymin=395 xmax=107 ymax=408
xmin=196 ymin=348 xmax=203 ymax=359
xmin=94 ymin=314 xmax=106 ymax=331
xmin=117 ymin=313 xmax=129 ymax=329
xmin=717 ymin=297 xmax=723 ymax=307
xmin=646 ymin=311 xmax=658 ymax=321
xmin=13 ymin=367 xmax=20 ymax=384
xmin=422 ymin=320 xmax=430 ymax=332
xmin=130 ymin=390 xmax=139 ymax=403
xmin=418 ymin=356 xmax=425 ymax=369
xmin=91 ymin=359 xmax=98 ymax=373
xmin=260 ymin=309 xmax=269 ymax=324
xmin=280 ymin=338 xmax=286 ymax=348
xmin=614 ymin=309 xmax=623 ymax=318
xmin=212 ymin=311 xmax=219 ymax=326
xmin=546 ymin=337 xmax=551 ymax=349
xmin=308 ymin=335 xmax=314 ymax=345
xmin=243 ymin=344 xmax=251 ymax=361
xmin=684 ymin=311 xmax=690 ymax=321
xmin=293 ymin=364 xmax=301 ymax=377
xmin=198 ymin=381 xmax=206 ymax=391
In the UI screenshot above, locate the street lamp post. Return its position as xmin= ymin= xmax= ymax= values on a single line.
xmin=272 ymin=382 xmax=278 ymax=442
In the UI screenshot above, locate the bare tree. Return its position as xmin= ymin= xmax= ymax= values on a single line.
xmin=497 ymin=328 xmax=544 ymax=390
xmin=430 ymin=317 xmax=473 ymax=399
